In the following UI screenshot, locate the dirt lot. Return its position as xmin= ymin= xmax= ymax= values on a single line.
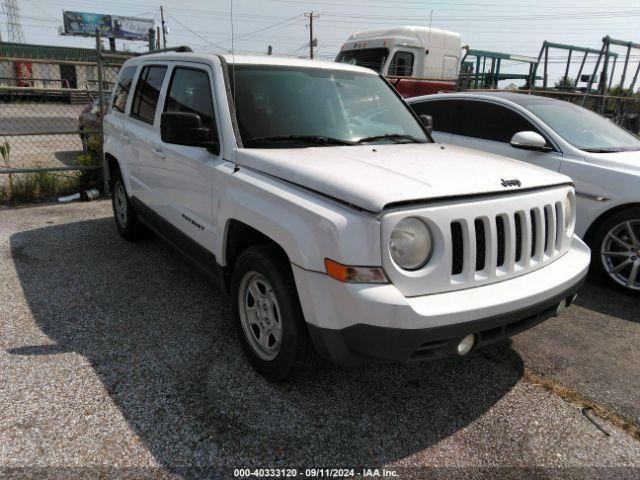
xmin=1 ymin=200 xmax=639 ymax=479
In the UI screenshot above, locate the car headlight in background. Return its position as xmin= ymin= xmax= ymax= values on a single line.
xmin=389 ymin=217 xmax=433 ymax=270
xmin=564 ymin=192 xmax=575 ymax=236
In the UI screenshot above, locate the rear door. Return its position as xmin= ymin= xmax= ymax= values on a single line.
xmin=127 ymin=63 xmax=169 ymax=208
xmin=155 ymin=62 xmax=222 ymax=252
xmin=447 ymin=99 xmax=562 ymax=172
xmin=105 ymin=64 xmax=138 ymax=194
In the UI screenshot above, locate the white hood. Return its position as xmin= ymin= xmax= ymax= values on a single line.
xmin=237 ymin=143 xmax=571 ymax=212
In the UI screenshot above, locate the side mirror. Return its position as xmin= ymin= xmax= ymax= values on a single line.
xmin=510 ymin=131 xmax=551 ymax=152
xmin=419 ymin=114 xmax=433 ymax=134
xmin=161 ymin=112 xmax=218 ymax=152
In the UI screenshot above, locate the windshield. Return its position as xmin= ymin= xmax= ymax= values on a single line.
xmin=229 ymin=65 xmax=428 ymax=148
xmin=335 ymin=48 xmax=389 ymax=73
xmin=525 ymin=101 xmax=640 ymax=152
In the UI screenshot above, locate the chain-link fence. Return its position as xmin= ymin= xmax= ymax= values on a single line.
xmin=0 ymin=32 xmax=130 ymax=204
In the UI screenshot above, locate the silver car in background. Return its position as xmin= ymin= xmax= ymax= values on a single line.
xmin=408 ymin=92 xmax=640 ymax=294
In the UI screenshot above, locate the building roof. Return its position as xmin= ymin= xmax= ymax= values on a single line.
xmin=0 ymin=41 xmax=133 ymax=63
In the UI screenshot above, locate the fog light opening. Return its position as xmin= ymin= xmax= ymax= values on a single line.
xmin=555 ymin=298 xmax=567 ymax=316
xmin=457 ymin=334 xmax=475 ymax=356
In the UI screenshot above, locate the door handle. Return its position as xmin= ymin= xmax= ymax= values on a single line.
xmin=152 ymin=147 xmax=166 ymax=160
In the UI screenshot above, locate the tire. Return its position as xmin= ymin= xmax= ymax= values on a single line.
xmin=590 ymin=207 xmax=640 ymax=295
xmin=230 ymin=245 xmax=320 ymax=382
xmin=111 ymin=171 xmax=144 ymax=241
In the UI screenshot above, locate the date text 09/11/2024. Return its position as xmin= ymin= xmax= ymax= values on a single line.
xmin=233 ymin=468 xmax=399 ymax=477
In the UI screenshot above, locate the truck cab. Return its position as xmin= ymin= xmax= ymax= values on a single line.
xmin=336 ymin=26 xmax=462 ymax=97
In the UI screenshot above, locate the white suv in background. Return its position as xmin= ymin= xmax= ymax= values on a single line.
xmin=408 ymin=92 xmax=640 ymax=294
xmin=104 ymin=52 xmax=590 ymax=381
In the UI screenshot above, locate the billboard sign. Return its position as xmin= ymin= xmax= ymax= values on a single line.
xmin=62 ymin=11 xmax=153 ymax=41
xmin=63 ymin=11 xmax=113 ymax=37
xmin=113 ymin=17 xmax=154 ymax=41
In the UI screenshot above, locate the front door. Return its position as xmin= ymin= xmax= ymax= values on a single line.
xmin=156 ymin=64 xmax=221 ymax=252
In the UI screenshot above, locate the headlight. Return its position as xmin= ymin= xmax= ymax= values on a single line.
xmin=564 ymin=192 xmax=575 ymax=236
xmin=389 ymin=217 xmax=433 ymax=270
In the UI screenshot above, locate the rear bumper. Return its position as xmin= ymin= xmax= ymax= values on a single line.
xmin=293 ymin=237 xmax=590 ymax=366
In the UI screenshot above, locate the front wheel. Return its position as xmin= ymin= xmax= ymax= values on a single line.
xmin=230 ymin=245 xmax=319 ymax=382
xmin=591 ymin=207 xmax=640 ymax=294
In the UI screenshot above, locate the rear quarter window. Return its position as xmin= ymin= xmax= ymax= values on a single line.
xmin=111 ymin=65 xmax=137 ymax=113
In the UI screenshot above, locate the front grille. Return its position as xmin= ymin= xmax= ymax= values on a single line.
xmin=450 ymin=201 xmax=564 ymax=283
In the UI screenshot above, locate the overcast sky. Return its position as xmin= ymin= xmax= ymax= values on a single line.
xmin=3 ymin=0 xmax=640 ymax=86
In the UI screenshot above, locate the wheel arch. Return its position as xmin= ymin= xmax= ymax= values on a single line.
xmin=105 ymin=153 xmax=120 ymax=190
xmin=582 ymin=202 xmax=640 ymax=246
xmin=222 ymin=219 xmax=291 ymax=288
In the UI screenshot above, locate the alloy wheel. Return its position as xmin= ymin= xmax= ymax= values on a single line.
xmin=238 ymin=271 xmax=283 ymax=360
xmin=601 ymin=219 xmax=640 ymax=291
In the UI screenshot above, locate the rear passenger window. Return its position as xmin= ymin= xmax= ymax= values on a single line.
xmin=112 ymin=65 xmax=137 ymax=113
xmin=164 ymin=67 xmax=216 ymax=135
xmin=453 ymin=101 xmax=542 ymax=143
xmin=130 ymin=65 xmax=167 ymax=124
xmin=410 ymin=100 xmax=456 ymax=133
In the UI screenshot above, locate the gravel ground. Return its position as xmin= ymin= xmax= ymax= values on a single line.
xmin=1 ymin=201 xmax=639 ymax=480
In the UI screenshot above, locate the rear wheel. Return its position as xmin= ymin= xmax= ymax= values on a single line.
xmin=230 ymin=245 xmax=319 ymax=382
xmin=591 ymin=207 xmax=640 ymax=294
xmin=111 ymin=172 xmax=143 ymax=241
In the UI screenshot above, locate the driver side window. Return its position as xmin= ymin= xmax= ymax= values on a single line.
xmin=388 ymin=51 xmax=414 ymax=77
xmin=164 ymin=66 xmax=217 ymax=136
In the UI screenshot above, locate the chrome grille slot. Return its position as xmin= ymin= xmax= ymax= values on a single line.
xmin=474 ymin=218 xmax=486 ymax=271
xmin=514 ymin=213 xmax=523 ymax=262
xmin=554 ymin=201 xmax=563 ymax=251
xmin=530 ymin=209 xmax=537 ymax=259
xmin=451 ymin=221 xmax=464 ymax=275
xmin=496 ymin=215 xmax=506 ymax=267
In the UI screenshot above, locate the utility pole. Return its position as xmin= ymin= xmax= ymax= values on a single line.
xmin=160 ymin=5 xmax=167 ymax=49
xmin=304 ymin=11 xmax=319 ymax=59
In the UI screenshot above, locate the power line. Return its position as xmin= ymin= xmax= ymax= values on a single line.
xmin=168 ymin=14 xmax=230 ymax=52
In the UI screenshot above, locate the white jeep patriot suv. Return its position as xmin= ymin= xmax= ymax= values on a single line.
xmin=104 ymin=51 xmax=590 ymax=381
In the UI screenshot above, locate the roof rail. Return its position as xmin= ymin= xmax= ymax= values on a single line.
xmin=139 ymin=46 xmax=193 ymax=56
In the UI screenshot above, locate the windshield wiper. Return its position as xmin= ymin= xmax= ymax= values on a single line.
xmin=246 ymin=135 xmax=355 ymax=146
xmin=355 ymin=133 xmax=428 ymax=144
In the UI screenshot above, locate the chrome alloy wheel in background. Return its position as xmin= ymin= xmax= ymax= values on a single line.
xmin=238 ymin=271 xmax=283 ymax=360
xmin=601 ymin=219 xmax=640 ymax=291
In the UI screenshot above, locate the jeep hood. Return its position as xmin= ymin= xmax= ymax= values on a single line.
xmin=236 ymin=143 xmax=570 ymax=213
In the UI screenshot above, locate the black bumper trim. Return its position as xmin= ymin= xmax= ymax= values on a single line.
xmin=307 ymin=276 xmax=586 ymax=366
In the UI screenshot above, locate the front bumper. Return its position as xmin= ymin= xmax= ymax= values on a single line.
xmin=292 ymin=237 xmax=590 ymax=366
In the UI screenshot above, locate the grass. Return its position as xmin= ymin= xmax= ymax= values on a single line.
xmin=0 ymin=171 xmax=81 ymax=205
